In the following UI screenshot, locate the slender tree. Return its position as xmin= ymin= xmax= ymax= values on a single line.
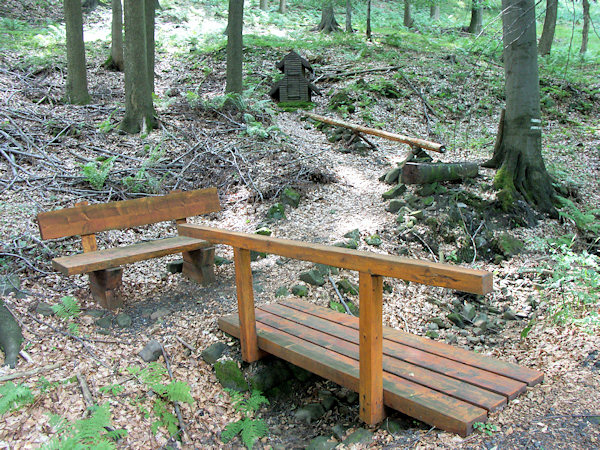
xmin=580 ymin=0 xmax=590 ymax=54
xmin=468 ymin=0 xmax=483 ymax=34
xmin=64 ymin=0 xmax=90 ymax=104
xmin=120 ymin=0 xmax=156 ymax=133
xmin=145 ymin=0 xmax=156 ymax=93
xmin=103 ymin=0 xmax=124 ymax=71
xmin=430 ymin=2 xmax=440 ymax=20
xmin=538 ymin=0 xmax=557 ymax=55
xmin=403 ymin=0 xmax=413 ymax=28
xmin=346 ymin=0 xmax=353 ymax=32
xmin=226 ymin=0 xmax=244 ymax=94
xmin=366 ymin=0 xmax=372 ymax=40
xmin=260 ymin=0 xmax=268 ymax=10
xmin=483 ymin=0 xmax=556 ymax=215
xmin=278 ymin=0 xmax=286 ymax=13
xmin=316 ymin=3 xmax=341 ymax=32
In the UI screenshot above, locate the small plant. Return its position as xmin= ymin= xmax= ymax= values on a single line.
xmin=221 ymin=389 xmax=269 ymax=449
xmin=0 ymin=382 xmax=34 ymax=415
xmin=99 ymin=383 xmax=125 ymax=396
xmin=51 ymin=296 xmax=81 ymax=319
xmin=473 ymin=421 xmax=497 ymax=436
xmin=44 ymin=403 xmax=126 ymax=449
xmin=82 ymin=157 xmax=116 ymax=190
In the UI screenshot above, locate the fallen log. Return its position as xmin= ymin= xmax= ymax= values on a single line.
xmin=401 ymin=162 xmax=479 ymax=184
xmin=305 ymin=112 xmax=445 ymax=153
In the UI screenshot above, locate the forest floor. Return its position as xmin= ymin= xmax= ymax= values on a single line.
xmin=1 ymin=2 xmax=600 ymax=449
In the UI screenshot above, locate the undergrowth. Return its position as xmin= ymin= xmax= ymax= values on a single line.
xmin=221 ymin=389 xmax=269 ymax=450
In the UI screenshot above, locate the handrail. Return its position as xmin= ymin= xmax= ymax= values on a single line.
xmin=178 ymin=224 xmax=493 ymax=426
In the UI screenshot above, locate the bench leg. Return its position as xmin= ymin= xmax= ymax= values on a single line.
xmin=182 ymin=246 xmax=216 ymax=284
xmin=89 ymin=268 xmax=123 ymax=310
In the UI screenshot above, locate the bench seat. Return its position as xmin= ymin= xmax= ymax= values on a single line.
xmin=52 ymin=236 xmax=211 ymax=275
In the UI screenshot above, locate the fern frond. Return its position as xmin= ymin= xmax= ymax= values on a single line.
xmin=164 ymin=381 xmax=194 ymax=404
xmin=221 ymin=421 xmax=244 ymax=443
xmin=240 ymin=418 xmax=268 ymax=449
xmin=0 ymin=382 xmax=34 ymax=415
xmin=245 ymin=391 xmax=269 ymax=412
xmin=51 ymin=296 xmax=81 ymax=319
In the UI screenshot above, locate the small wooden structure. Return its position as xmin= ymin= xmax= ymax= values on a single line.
xmin=270 ymin=51 xmax=321 ymax=102
xmin=178 ymin=224 xmax=543 ymax=436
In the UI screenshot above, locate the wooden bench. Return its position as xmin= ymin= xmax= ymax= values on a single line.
xmin=37 ymin=188 xmax=221 ymax=310
xmin=178 ymin=224 xmax=543 ymax=436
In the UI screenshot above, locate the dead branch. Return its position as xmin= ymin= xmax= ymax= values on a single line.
xmin=0 ymin=362 xmax=61 ymax=382
xmin=328 ymin=275 xmax=355 ymax=316
xmin=76 ymin=371 xmax=95 ymax=411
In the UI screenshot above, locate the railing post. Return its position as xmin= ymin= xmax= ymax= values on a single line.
xmin=233 ymin=247 xmax=262 ymax=362
xmin=358 ymin=271 xmax=385 ymax=425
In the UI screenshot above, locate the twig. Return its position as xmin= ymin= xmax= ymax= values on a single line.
xmin=0 ymin=362 xmax=61 ymax=382
xmin=328 ymin=275 xmax=355 ymax=316
xmin=76 ymin=371 xmax=95 ymax=411
xmin=409 ymin=426 xmax=436 ymax=448
xmin=19 ymin=350 xmax=33 ymax=364
xmin=160 ymin=343 xmax=188 ymax=443
xmin=408 ymin=231 xmax=438 ymax=262
xmin=175 ymin=336 xmax=195 ymax=352
xmin=0 ymin=252 xmax=55 ymax=275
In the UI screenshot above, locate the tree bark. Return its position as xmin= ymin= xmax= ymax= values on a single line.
xmin=226 ymin=0 xmax=244 ymax=94
xmin=401 ymin=162 xmax=479 ymax=184
xmin=346 ymin=0 xmax=353 ymax=32
xmin=468 ymin=0 xmax=483 ymax=34
xmin=484 ymin=0 xmax=556 ymax=216
xmin=0 ymin=300 xmax=23 ymax=368
xmin=103 ymin=0 xmax=124 ymax=71
xmin=278 ymin=0 xmax=286 ymax=13
xmin=120 ymin=0 xmax=156 ymax=134
xmin=430 ymin=3 xmax=440 ymax=20
xmin=145 ymin=0 xmax=156 ymax=94
xmin=538 ymin=0 xmax=557 ymax=55
xmin=260 ymin=0 xmax=267 ymax=10
xmin=64 ymin=0 xmax=90 ymax=104
xmin=317 ymin=3 xmax=341 ymax=33
xmin=580 ymin=0 xmax=590 ymax=54
xmin=403 ymin=0 xmax=413 ymax=28
xmin=366 ymin=0 xmax=372 ymax=40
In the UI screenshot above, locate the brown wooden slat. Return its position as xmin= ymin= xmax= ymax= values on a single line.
xmin=219 ymin=314 xmax=487 ymax=436
xmin=282 ymin=299 xmax=544 ymax=386
xmin=178 ymin=224 xmax=492 ymax=295
xmin=37 ymin=188 xmax=221 ymax=240
xmin=52 ymin=236 xmax=210 ymax=275
xmin=261 ymin=304 xmax=514 ymax=405
xmin=255 ymin=309 xmax=506 ymax=411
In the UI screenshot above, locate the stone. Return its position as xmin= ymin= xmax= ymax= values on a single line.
xmin=386 ymin=199 xmax=405 ymax=213
xmin=314 ymin=264 xmax=339 ymax=276
xmin=503 ymin=308 xmax=518 ymax=320
xmin=166 ymin=260 xmax=183 ymax=274
xmin=319 ymin=391 xmax=337 ymax=411
xmin=417 ymin=183 xmax=437 ymax=197
xmin=472 ymin=327 xmax=485 ymax=336
xmin=447 ymin=313 xmax=465 ymax=328
xmin=306 ymin=436 xmax=337 ymax=450
xmin=267 ymin=203 xmax=286 ymax=220
xmin=408 ymin=209 xmax=424 ymax=220
xmin=329 ymin=301 xmax=345 ymax=313
xmin=150 ymin=308 xmax=170 ymax=321
xmin=288 ymin=363 xmax=312 ymax=381
xmin=495 ymin=233 xmax=524 ymax=257
xmin=473 ymin=314 xmax=488 ymax=331
xmin=462 ymin=303 xmax=477 ymax=321
xmin=291 ymin=284 xmax=308 ymax=297
xmin=382 ymin=418 xmax=404 ymax=434
xmin=343 ymin=229 xmax=361 ymax=240
xmin=430 ymin=317 xmax=446 ymax=328
xmin=86 ymin=309 xmax=105 ymax=318
xmin=422 ymin=196 xmax=435 ymax=207
xmin=0 ymin=275 xmax=20 ymax=296
xmin=427 ymin=323 xmax=439 ymax=331
xmin=345 ymin=391 xmax=358 ymax=404
xmin=365 ymin=235 xmax=382 ymax=246
xmin=255 ymin=226 xmax=272 ymax=236
xmin=249 ymin=364 xmax=288 ymax=392
xmin=383 ymin=282 xmax=393 ymax=293
xmin=467 ymin=336 xmax=481 ymax=344
xmin=300 ymin=270 xmax=325 ymax=286
xmin=214 ymin=255 xmax=232 ymax=266
xmin=35 ymin=301 xmax=55 ymax=317
xmin=95 ymin=317 xmax=112 ymax=329
xmin=446 ymin=333 xmax=458 ymax=344
xmin=201 ymin=342 xmax=228 ymax=365
xmin=336 ymin=279 xmax=358 ymax=295
xmin=294 ymin=403 xmax=325 ymax=424
xmin=275 ymin=286 xmax=290 ymax=297
xmin=383 ymin=167 xmax=402 ymax=184
xmin=426 ymin=330 xmax=439 ymax=339
xmin=281 ymin=187 xmax=301 ymax=208
xmin=214 ymin=360 xmax=248 ymax=391
xmin=332 ymin=424 xmax=348 ymax=440
xmin=382 ymin=184 xmax=407 ymax=200
xmin=115 ymin=313 xmax=132 ymax=328
xmin=139 ymin=339 xmax=163 ymax=362
xmin=343 ymin=428 xmax=373 ymax=446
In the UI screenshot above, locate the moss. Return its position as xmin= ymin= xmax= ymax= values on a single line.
xmin=493 ymin=166 xmax=517 ymax=212
xmin=214 ymin=360 xmax=248 ymax=392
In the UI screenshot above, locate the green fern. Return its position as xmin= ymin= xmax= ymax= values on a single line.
xmin=51 ymin=296 xmax=81 ymax=319
xmin=222 ymin=390 xmax=269 ymax=449
xmin=164 ymin=381 xmax=194 ymax=404
xmin=82 ymin=157 xmax=116 ymax=190
xmin=557 ymin=196 xmax=600 ymax=235
xmin=0 ymin=382 xmax=34 ymax=415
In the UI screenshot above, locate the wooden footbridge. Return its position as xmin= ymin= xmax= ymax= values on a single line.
xmin=179 ymin=224 xmax=543 ymax=436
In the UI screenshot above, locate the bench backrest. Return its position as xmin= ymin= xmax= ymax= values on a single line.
xmin=37 ymin=188 xmax=221 ymax=240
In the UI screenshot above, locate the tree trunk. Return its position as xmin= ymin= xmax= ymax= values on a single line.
xmin=366 ymin=0 xmax=372 ymax=40
xmin=226 ymin=0 xmax=244 ymax=94
xmin=403 ymin=0 xmax=413 ymax=28
xmin=64 ymin=0 xmax=90 ymax=104
xmin=484 ymin=0 xmax=556 ymax=216
xmin=401 ymin=162 xmax=479 ymax=184
xmin=260 ymin=0 xmax=267 ymax=10
xmin=430 ymin=4 xmax=440 ymax=20
xmin=317 ymin=3 xmax=340 ymax=33
xmin=346 ymin=0 xmax=353 ymax=32
xmin=278 ymin=0 xmax=286 ymax=13
xmin=0 ymin=300 xmax=23 ymax=369
xmin=145 ymin=0 xmax=155 ymax=94
xmin=103 ymin=0 xmax=124 ymax=71
xmin=120 ymin=0 xmax=156 ymax=134
xmin=538 ymin=0 xmax=557 ymax=55
xmin=580 ymin=0 xmax=590 ymax=54
xmin=468 ymin=1 xmax=483 ymax=34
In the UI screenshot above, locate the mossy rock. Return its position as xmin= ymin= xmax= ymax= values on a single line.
xmin=383 ymin=167 xmax=402 ymax=184
xmin=365 ymin=234 xmax=382 ymax=246
xmin=495 ymin=233 xmax=524 ymax=257
xmin=417 ymin=183 xmax=438 ymax=197
xmin=214 ymin=360 xmax=248 ymax=392
xmin=306 ymin=436 xmax=337 ymax=450
xmin=291 ymin=284 xmax=308 ymax=297
xmin=255 ymin=226 xmax=272 ymax=236
xmin=314 ymin=264 xmax=339 ymax=276
xmin=382 ymin=184 xmax=407 ymax=199
xmin=267 ymin=203 xmax=286 ymax=220
xmin=386 ymin=199 xmax=405 ymax=213
xmin=275 ymin=286 xmax=290 ymax=297
xmin=343 ymin=229 xmax=361 ymax=240
xmin=343 ymin=428 xmax=373 ymax=446
xmin=281 ymin=187 xmax=301 ymax=208
xmin=333 ymin=239 xmax=358 ymax=249
xmin=336 ymin=279 xmax=358 ymax=295
xmin=201 ymin=342 xmax=228 ymax=365
xmin=300 ymin=269 xmax=325 ymax=286
xmin=215 ymin=255 xmax=232 ymax=266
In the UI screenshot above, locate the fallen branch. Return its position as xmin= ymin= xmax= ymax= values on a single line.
xmin=76 ymin=371 xmax=95 ymax=411
xmin=401 ymin=162 xmax=479 ymax=184
xmin=0 ymin=362 xmax=61 ymax=382
xmin=328 ymin=276 xmax=355 ymax=316
xmin=305 ymin=112 xmax=445 ymax=153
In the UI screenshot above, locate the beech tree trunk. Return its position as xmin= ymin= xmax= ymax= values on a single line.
xmin=226 ymin=0 xmax=244 ymax=94
xmin=538 ymin=0 xmax=557 ymax=55
xmin=103 ymin=0 xmax=124 ymax=71
xmin=278 ymin=0 xmax=286 ymax=13
xmin=430 ymin=4 xmax=440 ymax=20
xmin=120 ymin=0 xmax=156 ymax=133
xmin=580 ymin=0 xmax=590 ymax=54
xmin=366 ymin=0 xmax=372 ymax=40
xmin=260 ymin=0 xmax=267 ymax=10
xmin=401 ymin=162 xmax=479 ymax=184
xmin=64 ymin=0 xmax=90 ymax=104
xmin=468 ymin=0 xmax=483 ymax=34
xmin=484 ymin=0 xmax=556 ymax=216
xmin=346 ymin=0 xmax=353 ymax=32
xmin=403 ymin=0 xmax=413 ymax=28
xmin=317 ymin=3 xmax=341 ymax=33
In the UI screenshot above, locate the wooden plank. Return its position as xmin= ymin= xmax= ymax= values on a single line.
xmin=52 ymin=236 xmax=211 ymax=275
xmin=358 ymin=273 xmax=385 ymax=425
xmin=178 ymin=225 xmax=493 ymax=295
xmin=37 ymin=188 xmax=221 ymax=240
xmin=255 ymin=308 xmax=506 ymax=411
xmin=282 ymin=299 xmax=543 ymax=386
xmin=219 ymin=314 xmax=487 ymax=436
xmin=89 ymin=268 xmax=123 ymax=310
xmin=75 ymin=202 xmax=98 ymax=253
xmin=233 ymin=248 xmax=263 ymax=363
xmin=262 ymin=303 xmax=514 ymax=405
